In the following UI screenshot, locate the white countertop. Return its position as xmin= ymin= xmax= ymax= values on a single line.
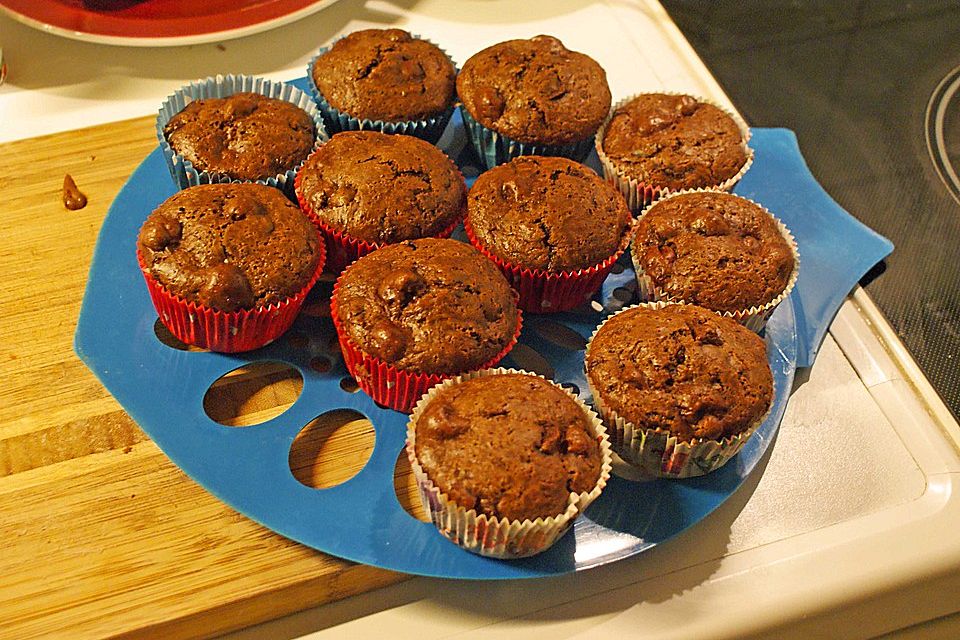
xmin=5 ymin=1 xmax=960 ymax=638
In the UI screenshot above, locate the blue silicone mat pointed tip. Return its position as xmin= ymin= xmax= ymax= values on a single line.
xmin=734 ymin=128 xmax=893 ymax=368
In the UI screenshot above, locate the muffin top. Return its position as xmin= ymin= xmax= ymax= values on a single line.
xmin=467 ymin=156 xmax=631 ymax=271
xmin=311 ymin=29 xmax=456 ymax=122
xmin=333 ymin=238 xmax=519 ymax=374
xmin=586 ymin=304 xmax=772 ymax=442
xmin=457 ymin=35 xmax=611 ymax=145
xmin=137 ymin=183 xmax=320 ymax=312
xmin=601 ymin=94 xmax=748 ymax=190
xmin=163 ymin=92 xmax=316 ymax=182
xmin=633 ymin=191 xmax=794 ymax=312
xmin=297 ymin=131 xmax=466 ymax=243
xmin=415 ymin=373 xmax=602 ymax=521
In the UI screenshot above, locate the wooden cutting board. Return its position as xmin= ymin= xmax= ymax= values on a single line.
xmin=0 ymin=118 xmax=420 ymax=640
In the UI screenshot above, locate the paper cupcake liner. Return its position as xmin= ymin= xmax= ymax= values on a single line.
xmin=294 ymin=157 xmax=466 ymax=274
xmin=405 ymin=367 xmax=612 ymax=558
xmin=594 ymin=92 xmax=754 ymax=212
xmin=584 ymin=301 xmax=772 ymax=478
xmin=630 ymin=188 xmax=800 ymax=332
xmin=156 ymin=75 xmax=328 ymax=197
xmin=137 ymin=236 xmax=325 ymax=353
xmin=459 ymin=106 xmax=597 ymax=171
xmin=464 ymin=217 xmax=634 ymax=314
xmin=307 ymin=34 xmax=457 ymax=145
xmin=329 ymin=281 xmax=523 ymax=413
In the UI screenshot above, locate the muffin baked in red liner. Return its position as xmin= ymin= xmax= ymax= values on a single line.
xmin=138 ymin=242 xmax=324 ymax=353
xmin=293 ymin=132 xmax=467 ymax=273
xmin=330 ymin=281 xmax=522 ymax=413
xmin=464 ymin=218 xmax=631 ymax=314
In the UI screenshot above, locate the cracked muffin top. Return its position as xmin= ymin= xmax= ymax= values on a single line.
xmin=414 ymin=372 xmax=602 ymax=521
xmin=137 ymin=183 xmax=321 ymax=312
xmin=586 ymin=304 xmax=772 ymax=442
xmin=296 ymin=131 xmax=466 ymax=243
xmin=633 ymin=191 xmax=794 ymax=313
xmin=311 ymin=29 xmax=456 ymax=122
xmin=333 ymin=238 xmax=519 ymax=374
xmin=163 ymin=92 xmax=316 ymax=182
xmin=457 ymin=35 xmax=611 ymax=145
xmin=466 ymin=156 xmax=631 ymax=272
xmin=601 ymin=93 xmax=748 ymax=190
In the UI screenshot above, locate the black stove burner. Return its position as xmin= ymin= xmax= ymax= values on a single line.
xmin=662 ymin=1 xmax=960 ymax=420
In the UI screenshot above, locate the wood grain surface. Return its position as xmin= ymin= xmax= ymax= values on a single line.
xmin=0 ymin=118 xmax=420 ymax=640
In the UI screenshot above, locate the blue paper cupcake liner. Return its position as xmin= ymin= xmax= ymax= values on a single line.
xmin=157 ymin=74 xmax=328 ymax=196
xmin=307 ymin=34 xmax=456 ymax=145
xmin=459 ymin=106 xmax=597 ymax=171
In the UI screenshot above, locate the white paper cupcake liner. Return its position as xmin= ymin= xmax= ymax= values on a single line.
xmin=595 ymin=92 xmax=754 ymax=212
xmin=584 ymin=301 xmax=773 ymax=478
xmin=630 ymin=188 xmax=800 ymax=333
xmin=307 ymin=34 xmax=457 ymax=145
xmin=406 ymin=368 xmax=612 ymax=559
xmin=157 ymin=74 xmax=327 ymax=195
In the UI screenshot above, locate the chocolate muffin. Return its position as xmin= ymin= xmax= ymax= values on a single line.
xmin=467 ymin=156 xmax=630 ymax=272
xmin=311 ymin=29 xmax=456 ymax=122
xmin=297 ymin=131 xmax=465 ymax=244
xmin=632 ymin=191 xmax=796 ymax=314
xmin=586 ymin=304 xmax=772 ymax=443
xmin=414 ymin=372 xmax=603 ymax=522
xmin=457 ymin=35 xmax=611 ymax=146
xmin=332 ymin=238 xmax=519 ymax=375
xmin=162 ymin=92 xmax=316 ymax=182
xmin=138 ymin=183 xmax=321 ymax=312
xmin=600 ymin=93 xmax=749 ymax=191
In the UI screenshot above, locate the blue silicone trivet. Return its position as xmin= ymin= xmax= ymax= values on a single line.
xmin=74 ymin=83 xmax=891 ymax=578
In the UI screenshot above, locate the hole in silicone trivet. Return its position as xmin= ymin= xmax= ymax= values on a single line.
xmin=340 ymin=377 xmax=359 ymax=393
xmin=309 ymin=355 xmax=332 ymax=373
xmin=560 ymin=382 xmax=581 ymax=397
xmin=153 ymin=318 xmax=208 ymax=352
xmin=612 ymin=286 xmax=634 ymax=303
xmin=203 ymin=361 xmax=303 ymax=427
xmin=394 ymin=448 xmax=430 ymax=522
xmin=507 ymin=344 xmax=554 ymax=379
xmin=531 ymin=319 xmax=587 ymax=351
xmin=611 ymin=262 xmax=625 ymax=274
xmin=286 ymin=331 xmax=309 ymax=350
xmin=289 ymin=409 xmax=375 ymax=489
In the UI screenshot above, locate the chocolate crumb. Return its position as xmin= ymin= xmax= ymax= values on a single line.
xmin=63 ymin=174 xmax=88 ymax=210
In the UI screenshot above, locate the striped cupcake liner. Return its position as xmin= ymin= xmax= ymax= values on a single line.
xmin=329 ymin=280 xmax=523 ymax=413
xmin=464 ymin=217 xmax=635 ymax=314
xmin=307 ymin=34 xmax=457 ymax=145
xmin=459 ymin=106 xmax=597 ymax=171
xmin=584 ymin=301 xmax=772 ymax=478
xmin=137 ymin=231 xmax=325 ymax=353
xmin=594 ymin=92 xmax=753 ymax=212
xmin=406 ymin=368 xmax=612 ymax=559
xmin=157 ymin=74 xmax=328 ymax=197
xmin=630 ymin=188 xmax=800 ymax=333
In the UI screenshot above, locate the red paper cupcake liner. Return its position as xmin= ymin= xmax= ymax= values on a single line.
xmin=137 ymin=237 xmax=325 ymax=353
xmin=294 ymin=158 xmax=466 ymax=274
xmin=329 ymin=281 xmax=523 ymax=413
xmin=463 ymin=218 xmax=634 ymax=314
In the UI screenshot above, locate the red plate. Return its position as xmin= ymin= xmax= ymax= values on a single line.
xmin=0 ymin=0 xmax=340 ymax=46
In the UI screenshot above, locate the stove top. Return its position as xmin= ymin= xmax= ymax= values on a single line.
xmin=662 ymin=0 xmax=960 ymax=419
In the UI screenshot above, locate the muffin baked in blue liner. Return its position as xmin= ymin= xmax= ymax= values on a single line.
xmin=307 ymin=33 xmax=457 ymax=145
xmin=157 ymin=74 xmax=327 ymax=195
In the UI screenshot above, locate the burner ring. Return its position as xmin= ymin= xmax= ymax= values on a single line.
xmin=925 ymin=64 xmax=960 ymax=207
